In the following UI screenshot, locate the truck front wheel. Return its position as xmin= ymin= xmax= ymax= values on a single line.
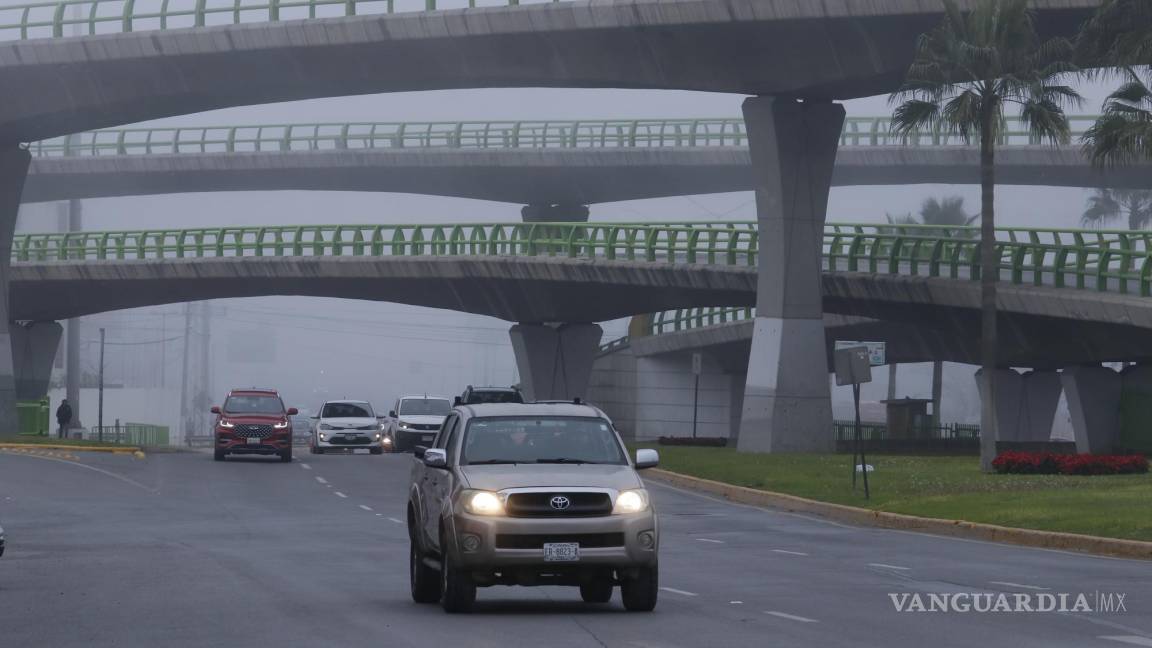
xmin=621 ymin=564 xmax=658 ymax=612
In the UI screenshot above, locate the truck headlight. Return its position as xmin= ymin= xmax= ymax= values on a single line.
xmin=462 ymin=490 xmax=504 ymax=516
xmin=613 ymin=489 xmax=649 ymax=514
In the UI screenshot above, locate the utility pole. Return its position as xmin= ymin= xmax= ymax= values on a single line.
xmin=64 ymin=199 xmax=83 ymax=432
xmin=196 ymin=301 xmax=212 ymax=435
xmin=179 ymin=302 xmax=192 ymax=444
xmin=97 ymin=327 xmax=105 ymax=442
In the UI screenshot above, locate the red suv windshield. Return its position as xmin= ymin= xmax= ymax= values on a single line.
xmin=224 ymin=394 xmax=284 ymax=415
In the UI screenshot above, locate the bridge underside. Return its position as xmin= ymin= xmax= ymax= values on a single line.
xmin=0 ymin=1 xmax=1095 ymax=142
xmin=21 ymin=146 xmax=1149 ymax=205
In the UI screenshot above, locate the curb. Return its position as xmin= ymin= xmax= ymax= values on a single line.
xmin=646 ymin=468 xmax=1152 ymax=561
xmin=0 ymin=443 xmax=144 ymax=457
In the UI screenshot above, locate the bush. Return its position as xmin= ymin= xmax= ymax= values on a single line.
xmin=992 ymin=451 xmax=1149 ymax=475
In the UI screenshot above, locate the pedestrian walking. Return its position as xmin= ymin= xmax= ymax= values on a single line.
xmin=55 ymin=399 xmax=73 ymax=439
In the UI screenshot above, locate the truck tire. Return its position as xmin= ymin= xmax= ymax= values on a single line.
xmin=410 ymin=538 xmax=441 ymax=604
xmin=213 ymin=448 xmax=225 ymax=462
xmin=440 ymin=547 xmax=476 ymax=613
xmin=621 ymin=564 xmax=658 ymax=612
xmin=580 ymin=579 xmax=614 ymax=603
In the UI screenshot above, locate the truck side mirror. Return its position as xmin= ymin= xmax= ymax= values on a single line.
xmin=389 ymin=411 xmax=397 ymax=418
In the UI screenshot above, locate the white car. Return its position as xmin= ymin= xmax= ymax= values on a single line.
xmin=386 ymin=395 xmax=452 ymax=452
xmin=310 ymin=400 xmax=386 ymax=455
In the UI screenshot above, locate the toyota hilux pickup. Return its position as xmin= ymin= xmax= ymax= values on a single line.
xmin=407 ymin=402 xmax=660 ymax=613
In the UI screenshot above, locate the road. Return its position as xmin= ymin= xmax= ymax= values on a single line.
xmin=1 ymin=449 xmax=1150 ymax=648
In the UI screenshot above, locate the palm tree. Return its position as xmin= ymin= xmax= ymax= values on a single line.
xmin=890 ymin=0 xmax=1080 ymax=471
xmin=1081 ymin=188 xmax=1152 ymax=230
xmin=1080 ymin=0 xmax=1152 ymax=165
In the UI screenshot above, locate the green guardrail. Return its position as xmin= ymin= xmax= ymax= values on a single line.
xmin=15 ymin=221 xmax=1152 ymax=298
xmin=29 ymin=116 xmax=1102 ymax=156
xmin=89 ymin=422 xmax=169 ymax=446
xmin=16 ymin=398 xmax=50 ymax=436
xmin=0 ymin=0 xmax=566 ymax=41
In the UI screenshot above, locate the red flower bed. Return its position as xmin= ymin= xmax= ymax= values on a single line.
xmin=992 ymin=451 xmax=1149 ymax=475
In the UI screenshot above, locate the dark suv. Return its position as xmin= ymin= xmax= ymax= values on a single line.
xmin=456 ymin=386 xmax=524 ymax=406
xmin=211 ymin=388 xmax=298 ymax=462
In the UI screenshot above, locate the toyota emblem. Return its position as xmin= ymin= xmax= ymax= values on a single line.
xmin=549 ymin=496 xmax=571 ymax=510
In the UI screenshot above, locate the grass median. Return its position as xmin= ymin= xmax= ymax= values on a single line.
xmin=637 ymin=446 xmax=1152 ymax=542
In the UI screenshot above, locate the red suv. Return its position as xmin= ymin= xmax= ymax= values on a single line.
xmin=211 ymin=388 xmax=298 ymax=462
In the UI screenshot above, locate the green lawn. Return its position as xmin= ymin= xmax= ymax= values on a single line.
xmin=637 ymin=446 xmax=1152 ymax=542
xmin=1 ymin=435 xmax=133 ymax=448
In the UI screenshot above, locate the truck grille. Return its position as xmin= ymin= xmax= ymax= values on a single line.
xmin=505 ymin=492 xmax=613 ymax=518
xmin=495 ymin=533 xmax=625 ymax=549
xmin=235 ymin=424 xmax=274 ymax=438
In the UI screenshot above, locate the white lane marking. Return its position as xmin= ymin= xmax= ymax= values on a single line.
xmin=659 ymin=587 xmax=698 ymax=597
xmin=359 ymin=505 xmax=373 ymax=511
xmin=764 ymin=611 xmax=819 ymax=623
xmin=729 ymin=601 xmax=743 ymax=605
xmin=771 ymin=549 xmax=808 ymax=556
xmin=695 ymin=538 xmax=725 ymax=544
xmin=989 ymin=581 xmax=1050 ymax=591
xmin=300 ymin=463 xmax=311 ymax=470
xmin=387 ymin=517 xmax=404 ymax=524
xmin=868 ymin=563 xmax=911 ymax=571
xmin=314 ymin=476 xmax=327 ymax=484
xmin=376 ymin=513 xmax=384 ymax=516
xmin=334 ymin=491 xmax=348 ymax=498
xmin=1100 ymin=637 xmax=1152 ymax=647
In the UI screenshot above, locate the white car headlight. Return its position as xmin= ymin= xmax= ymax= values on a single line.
xmin=613 ymin=489 xmax=649 ymax=514
xmin=462 ymin=490 xmax=504 ymax=516
xmin=373 ymin=433 xmax=381 ymax=440
xmin=318 ymin=432 xmax=327 ymax=441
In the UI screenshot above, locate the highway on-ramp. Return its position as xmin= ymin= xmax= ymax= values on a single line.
xmin=1 ymin=450 xmax=1150 ymax=647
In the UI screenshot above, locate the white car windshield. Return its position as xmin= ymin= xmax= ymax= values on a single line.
xmin=322 ymin=402 xmax=373 ymax=418
xmin=399 ymin=399 xmax=451 ymax=416
xmin=462 ymin=417 xmax=627 ymax=465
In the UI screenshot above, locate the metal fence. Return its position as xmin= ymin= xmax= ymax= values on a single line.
xmin=88 ymin=421 xmax=170 ymax=446
xmin=29 ymin=116 xmax=1101 ymax=156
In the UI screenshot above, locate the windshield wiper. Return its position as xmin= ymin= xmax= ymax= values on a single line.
xmin=535 ymin=458 xmax=599 ymax=464
xmin=468 ymin=459 xmax=521 ymax=465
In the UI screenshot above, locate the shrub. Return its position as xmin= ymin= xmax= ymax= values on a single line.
xmin=992 ymin=451 xmax=1149 ymax=475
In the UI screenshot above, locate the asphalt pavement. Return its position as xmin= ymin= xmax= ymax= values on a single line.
xmin=1 ymin=449 xmax=1150 ymax=648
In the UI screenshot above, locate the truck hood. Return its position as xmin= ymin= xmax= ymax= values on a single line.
xmin=220 ymin=413 xmax=287 ymax=425
xmin=398 ymin=415 xmax=446 ymax=426
xmin=319 ymin=417 xmax=378 ymax=429
xmin=459 ymin=464 xmax=642 ymax=492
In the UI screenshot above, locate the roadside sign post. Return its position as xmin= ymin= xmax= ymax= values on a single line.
xmin=691 ymin=352 xmax=702 ymax=439
xmin=834 ymin=345 xmax=875 ymax=499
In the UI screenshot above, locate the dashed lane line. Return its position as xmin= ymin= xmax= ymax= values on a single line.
xmin=359 ymin=505 xmax=373 ymax=511
xmin=989 ymin=581 xmax=1050 ymax=591
xmin=868 ymin=563 xmax=911 ymax=571
xmin=300 ymin=463 xmax=312 ymax=470
xmin=695 ymin=538 xmax=725 ymax=544
xmin=764 ymin=611 xmax=819 ymax=623
xmin=315 ymin=476 xmax=328 ymax=484
xmin=659 ymin=587 xmax=698 ymax=597
xmin=771 ymin=549 xmax=809 ymax=556
xmin=1100 ymin=637 xmax=1152 ymax=647
xmin=335 ymin=491 xmax=348 ymax=498
xmin=387 ymin=517 xmax=404 ymax=524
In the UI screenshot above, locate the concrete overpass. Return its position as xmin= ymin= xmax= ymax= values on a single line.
xmin=0 ymin=0 xmax=1106 ymax=447
xmin=0 ymin=0 xmax=1097 ymax=143
xmin=22 ymin=117 xmax=1148 ymax=207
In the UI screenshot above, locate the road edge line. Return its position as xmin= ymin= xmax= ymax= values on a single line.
xmin=0 ymin=442 xmax=144 ymax=456
xmin=646 ymin=468 xmax=1152 ymax=560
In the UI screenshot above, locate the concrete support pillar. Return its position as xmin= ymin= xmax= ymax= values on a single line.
xmin=12 ymin=321 xmax=63 ymax=400
xmin=974 ymin=368 xmax=1060 ymax=443
xmin=520 ymin=204 xmax=590 ymax=223
xmin=510 ymin=323 xmax=603 ymax=402
xmin=65 ymin=199 xmax=82 ymax=428
xmin=0 ymin=147 xmax=32 ymax=437
xmin=736 ymin=96 xmax=844 ymax=453
xmin=1061 ymin=365 xmax=1121 ymax=454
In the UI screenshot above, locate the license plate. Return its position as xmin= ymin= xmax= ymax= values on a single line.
xmin=543 ymin=543 xmax=579 ymax=562
xmin=246 ymin=437 xmax=261 ymax=445
xmin=353 ymin=448 xmax=370 ymax=454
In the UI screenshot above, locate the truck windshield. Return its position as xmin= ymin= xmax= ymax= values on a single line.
xmin=399 ymin=399 xmax=451 ymax=416
xmin=462 ymin=417 xmax=627 ymax=466
xmin=322 ymin=402 xmax=373 ymax=418
xmin=224 ymin=394 xmax=284 ymax=415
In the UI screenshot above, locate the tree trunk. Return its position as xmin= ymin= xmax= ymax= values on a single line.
xmin=978 ymin=105 xmax=999 ymax=472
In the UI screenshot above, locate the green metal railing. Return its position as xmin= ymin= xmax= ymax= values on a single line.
xmin=89 ymin=422 xmax=170 ymax=446
xmin=0 ymin=0 xmax=565 ymax=41
xmin=30 ymin=116 xmax=1100 ymax=156
xmin=14 ymin=222 xmax=1152 ymax=296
